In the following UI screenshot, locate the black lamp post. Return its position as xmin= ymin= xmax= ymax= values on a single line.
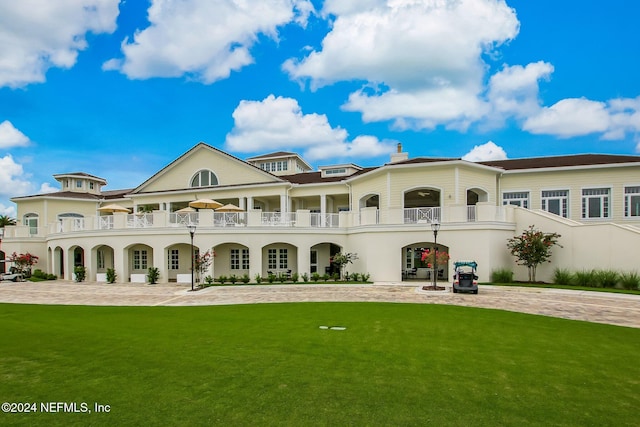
xmin=431 ymin=220 xmax=440 ymax=289
xmin=187 ymin=224 xmax=196 ymax=291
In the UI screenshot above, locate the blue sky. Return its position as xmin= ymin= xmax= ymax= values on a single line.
xmin=1 ymin=0 xmax=639 ymax=216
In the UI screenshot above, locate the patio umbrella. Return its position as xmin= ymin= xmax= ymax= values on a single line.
xmin=98 ymin=203 xmax=131 ymax=213
xmin=189 ymin=198 xmax=223 ymax=210
xmin=175 ymin=206 xmax=197 ymax=213
xmin=215 ymin=203 xmax=244 ymax=212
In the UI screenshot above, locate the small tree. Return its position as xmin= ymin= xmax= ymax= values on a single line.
xmin=194 ymin=249 xmax=214 ymax=283
xmin=507 ymin=225 xmax=562 ymax=282
xmin=331 ymin=252 xmax=359 ymax=280
xmin=9 ymin=252 xmax=39 ymax=277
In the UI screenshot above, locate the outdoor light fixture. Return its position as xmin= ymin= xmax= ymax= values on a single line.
xmin=431 ymin=220 xmax=440 ymax=290
xmin=187 ymin=224 xmax=197 ymax=291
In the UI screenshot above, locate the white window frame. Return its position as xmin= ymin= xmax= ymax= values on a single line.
xmin=133 ymin=250 xmax=148 ymax=270
xmin=190 ymin=170 xmax=218 ymax=187
xmin=541 ymin=190 xmax=569 ymax=218
xmin=502 ymin=191 xmax=530 ymax=208
xmin=581 ymin=187 xmax=610 ymax=219
xmin=624 ymin=186 xmax=640 ymax=218
xmin=168 ymin=249 xmax=179 ymax=270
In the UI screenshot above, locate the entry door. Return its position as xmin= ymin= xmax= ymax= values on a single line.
xmin=310 ymin=250 xmax=318 ymax=273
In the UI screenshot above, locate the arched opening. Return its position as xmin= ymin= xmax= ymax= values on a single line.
xmin=262 ymin=243 xmax=298 ymax=278
xmin=403 ymin=188 xmax=441 ymax=223
xmin=211 ymin=243 xmax=250 ymax=280
xmin=310 ymin=242 xmax=342 ymax=276
xmin=127 ymin=244 xmax=154 ymax=283
xmin=466 ymin=188 xmax=489 ymax=221
xmin=401 ymin=241 xmax=450 ymax=281
xmin=0 ymin=250 xmax=5 ymax=274
xmin=359 ymin=194 xmax=379 ymax=209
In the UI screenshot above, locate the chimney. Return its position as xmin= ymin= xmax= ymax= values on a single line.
xmin=390 ymin=142 xmax=409 ymax=163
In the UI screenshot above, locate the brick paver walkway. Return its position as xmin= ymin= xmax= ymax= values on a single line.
xmin=1 ymin=281 xmax=639 ymax=328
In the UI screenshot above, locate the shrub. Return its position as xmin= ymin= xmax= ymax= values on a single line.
xmin=33 ymin=269 xmax=46 ymax=279
xmin=491 ymin=269 xmax=513 ymax=283
xmin=204 ymin=276 xmax=214 ymax=285
xmin=229 ymin=274 xmax=238 ymax=285
xmin=595 ymin=270 xmax=619 ymax=288
xmin=74 ymin=265 xmax=87 ymax=282
xmin=311 ymin=272 xmax=320 ymax=282
xmin=322 ymin=273 xmax=330 ymax=281
xmin=277 ymin=273 xmax=287 ymax=283
xmin=267 ymin=274 xmax=276 ymax=284
xmin=106 ymin=268 xmax=117 ymax=284
xmin=47 ymin=274 xmax=57 ymax=280
xmin=301 ymin=273 xmax=309 ymax=282
xmin=619 ymin=271 xmax=640 ymax=290
xmin=216 ymin=275 xmax=227 ymax=284
xmin=351 ymin=273 xmax=360 ymax=282
xmin=331 ymin=273 xmax=340 ymax=281
xmin=361 ymin=273 xmax=371 ymax=282
xmin=552 ymin=268 xmax=572 ymax=286
xmin=241 ymin=274 xmax=250 ymax=284
xmin=146 ymin=267 xmax=160 ymax=284
xmin=573 ymin=270 xmax=596 ymax=287
xmin=291 ymin=272 xmax=299 ymax=283
xmin=254 ymin=274 xmax=262 ymax=284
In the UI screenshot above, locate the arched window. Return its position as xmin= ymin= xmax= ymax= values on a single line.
xmin=190 ymin=170 xmax=218 ymax=188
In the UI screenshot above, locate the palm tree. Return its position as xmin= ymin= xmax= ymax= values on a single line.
xmin=0 ymin=215 xmax=16 ymax=228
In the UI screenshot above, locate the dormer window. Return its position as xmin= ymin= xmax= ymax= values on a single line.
xmin=190 ymin=170 xmax=218 ymax=188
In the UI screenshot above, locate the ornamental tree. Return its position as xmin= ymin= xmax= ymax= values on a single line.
xmin=507 ymin=225 xmax=562 ymax=282
xmin=331 ymin=252 xmax=358 ymax=279
xmin=194 ymin=249 xmax=214 ymax=282
xmin=9 ymin=252 xmax=39 ymax=276
xmin=420 ymin=249 xmax=450 ymax=268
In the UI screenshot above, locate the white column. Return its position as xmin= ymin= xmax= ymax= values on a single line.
xmin=320 ymin=194 xmax=327 ymax=227
xmin=280 ymin=194 xmax=288 ymax=213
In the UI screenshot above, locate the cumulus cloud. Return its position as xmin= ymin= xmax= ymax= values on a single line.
xmin=0 ymin=154 xmax=33 ymax=198
xmin=487 ymin=61 xmax=554 ymax=121
xmin=0 ymin=1 xmax=120 ymax=88
xmin=462 ymin=141 xmax=508 ymax=161
xmin=284 ymin=0 xmax=519 ymax=129
xmin=523 ymin=98 xmax=611 ymax=138
xmin=225 ymin=95 xmax=396 ymax=161
xmin=39 ymin=183 xmax=59 ymax=194
xmin=107 ymin=0 xmax=312 ymax=83
xmin=0 ymin=121 xmax=31 ymax=148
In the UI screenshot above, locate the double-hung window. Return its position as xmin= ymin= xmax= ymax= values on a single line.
xmin=541 ymin=190 xmax=569 ymax=218
xmin=582 ymin=188 xmax=610 ymax=219
xmin=624 ymin=186 xmax=640 ymax=218
xmin=502 ymin=192 xmax=529 ymax=208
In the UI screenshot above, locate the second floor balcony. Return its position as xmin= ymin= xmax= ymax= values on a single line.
xmin=3 ymin=203 xmax=509 ymax=239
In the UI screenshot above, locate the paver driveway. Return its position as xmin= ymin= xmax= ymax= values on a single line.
xmin=1 ymin=281 xmax=639 ymax=328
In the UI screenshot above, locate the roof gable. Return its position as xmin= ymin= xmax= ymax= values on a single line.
xmin=132 ymin=142 xmax=283 ymax=194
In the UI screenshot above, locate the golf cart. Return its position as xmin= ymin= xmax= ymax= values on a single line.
xmin=452 ymin=261 xmax=478 ymax=294
xmin=0 ymin=267 xmax=25 ymax=282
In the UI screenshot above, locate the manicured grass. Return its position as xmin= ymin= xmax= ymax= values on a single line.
xmin=1 ymin=303 xmax=639 ymax=426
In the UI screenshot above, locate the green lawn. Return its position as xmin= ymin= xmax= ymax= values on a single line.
xmin=1 ymin=303 xmax=638 ymax=426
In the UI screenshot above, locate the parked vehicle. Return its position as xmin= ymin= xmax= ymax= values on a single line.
xmin=0 ymin=266 xmax=25 ymax=282
xmin=452 ymin=261 xmax=478 ymax=294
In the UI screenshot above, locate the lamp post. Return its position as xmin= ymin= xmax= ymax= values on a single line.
xmin=431 ymin=220 xmax=440 ymax=290
xmin=187 ymin=224 xmax=196 ymax=291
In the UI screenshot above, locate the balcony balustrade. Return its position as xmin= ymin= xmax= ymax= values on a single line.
xmin=2 ymin=204 xmax=508 ymax=239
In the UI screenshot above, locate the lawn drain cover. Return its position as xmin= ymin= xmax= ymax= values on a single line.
xmin=319 ymin=326 xmax=347 ymax=330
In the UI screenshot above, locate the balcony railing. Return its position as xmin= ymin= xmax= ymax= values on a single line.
xmin=261 ymin=212 xmax=296 ymax=226
xmin=213 ymin=212 xmax=247 ymax=227
xmin=2 ymin=205 xmax=508 ymax=239
xmin=310 ymin=213 xmax=339 ymax=228
xmin=403 ymin=207 xmax=441 ymax=224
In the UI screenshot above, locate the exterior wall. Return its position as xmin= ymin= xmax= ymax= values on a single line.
xmin=501 ymin=166 xmax=640 ymax=224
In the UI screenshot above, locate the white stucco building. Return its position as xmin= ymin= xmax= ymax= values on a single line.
xmin=2 ymin=142 xmax=640 ymax=283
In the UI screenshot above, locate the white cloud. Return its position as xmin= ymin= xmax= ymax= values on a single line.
xmin=39 ymin=183 xmax=59 ymax=194
xmin=284 ymin=0 xmax=519 ymax=129
xmin=0 ymin=121 xmax=31 ymax=148
xmin=0 ymin=203 xmax=16 ymax=217
xmin=0 ymin=154 xmax=33 ymax=198
xmin=0 ymin=1 xmax=120 ymax=88
xmin=107 ymin=0 xmax=312 ymax=83
xmin=487 ymin=61 xmax=554 ymax=120
xmin=523 ymin=98 xmax=611 ymax=138
xmin=462 ymin=141 xmax=508 ymax=161
xmin=225 ymin=95 xmax=396 ymax=161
